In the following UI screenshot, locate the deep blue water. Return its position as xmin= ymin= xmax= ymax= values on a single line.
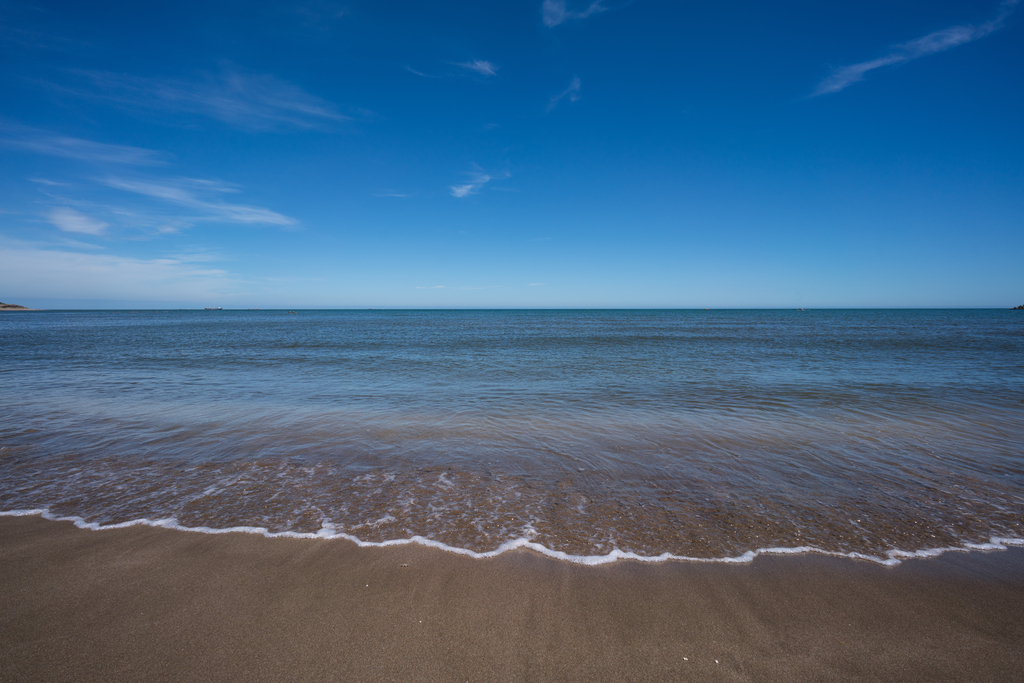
xmin=2 ymin=309 xmax=1023 ymax=561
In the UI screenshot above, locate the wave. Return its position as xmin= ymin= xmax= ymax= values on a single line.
xmin=5 ymin=508 xmax=1023 ymax=567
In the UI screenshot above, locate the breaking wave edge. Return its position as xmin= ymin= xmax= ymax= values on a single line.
xmin=4 ymin=508 xmax=1023 ymax=568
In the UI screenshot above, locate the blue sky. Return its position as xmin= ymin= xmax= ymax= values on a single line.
xmin=1 ymin=0 xmax=1021 ymax=308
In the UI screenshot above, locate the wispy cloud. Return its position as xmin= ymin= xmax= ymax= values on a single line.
xmin=405 ymin=66 xmax=440 ymax=78
xmin=7 ymin=125 xmax=294 ymax=236
xmin=0 ymin=2 xmax=89 ymax=52
xmin=528 ymin=283 xmax=546 ymax=286
xmin=101 ymin=204 xmax=195 ymax=235
xmin=35 ymin=195 xmax=192 ymax=238
xmin=415 ymin=284 xmax=503 ymax=291
xmin=455 ymin=60 xmax=499 ymax=77
xmin=542 ymin=0 xmax=607 ymax=28
xmin=102 ymin=177 xmax=297 ymax=226
xmin=374 ymin=190 xmax=412 ymax=198
xmin=450 ymin=172 xmax=491 ymax=198
xmin=292 ymin=0 xmax=349 ymax=29
xmin=68 ymin=67 xmax=347 ymax=131
xmin=449 ymin=168 xmax=509 ymax=198
xmin=812 ymin=0 xmax=1019 ymax=96
xmin=547 ymin=77 xmax=582 ymax=111
xmin=0 ymin=239 xmax=239 ymax=302
xmin=1 ymin=125 xmax=165 ymax=165
xmin=46 ymin=207 xmax=109 ymax=235
xmin=410 ymin=61 xmax=499 ymax=79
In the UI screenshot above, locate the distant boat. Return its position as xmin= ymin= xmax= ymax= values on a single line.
xmin=204 ymin=307 xmax=223 ymax=310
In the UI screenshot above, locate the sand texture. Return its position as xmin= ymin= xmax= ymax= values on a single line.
xmin=2 ymin=515 xmax=1023 ymax=682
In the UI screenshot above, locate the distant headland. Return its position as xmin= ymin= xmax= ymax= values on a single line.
xmin=1014 ymin=304 xmax=1024 ymax=310
xmin=0 ymin=302 xmax=36 ymax=311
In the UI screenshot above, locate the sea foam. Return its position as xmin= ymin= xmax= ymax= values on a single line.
xmin=4 ymin=508 xmax=1023 ymax=568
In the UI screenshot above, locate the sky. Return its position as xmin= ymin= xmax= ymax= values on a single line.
xmin=1 ymin=0 xmax=1021 ymax=308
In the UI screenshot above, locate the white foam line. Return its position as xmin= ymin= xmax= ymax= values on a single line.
xmin=3 ymin=508 xmax=1024 ymax=567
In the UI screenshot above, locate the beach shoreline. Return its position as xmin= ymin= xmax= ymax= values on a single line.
xmin=5 ymin=508 xmax=1023 ymax=567
xmin=2 ymin=514 xmax=1022 ymax=682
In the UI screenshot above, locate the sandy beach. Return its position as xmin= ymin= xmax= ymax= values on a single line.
xmin=2 ymin=515 xmax=1022 ymax=682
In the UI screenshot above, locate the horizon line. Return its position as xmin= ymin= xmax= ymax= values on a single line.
xmin=4 ymin=306 xmax=1020 ymax=312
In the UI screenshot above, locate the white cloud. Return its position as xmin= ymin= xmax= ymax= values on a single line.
xmin=405 ymin=67 xmax=439 ymax=78
xmin=542 ymin=0 xmax=607 ymax=28
xmin=8 ymin=127 xmax=294 ymax=235
xmin=71 ymin=67 xmax=347 ymax=131
xmin=812 ymin=0 xmax=1019 ymax=96
xmin=450 ymin=166 xmax=509 ymax=196
xmin=102 ymin=177 xmax=297 ymax=226
xmin=416 ymin=284 xmax=503 ymax=291
xmin=293 ymin=1 xmax=349 ymax=28
xmin=102 ymin=204 xmax=195 ymax=235
xmin=1 ymin=125 xmax=164 ymax=165
xmin=46 ymin=207 xmax=109 ymax=235
xmin=0 ymin=240 xmax=240 ymax=302
xmin=455 ymin=60 xmax=499 ymax=77
xmin=449 ymin=168 xmax=509 ymax=198
xmin=528 ymin=283 xmax=546 ymax=286
xmin=547 ymin=77 xmax=582 ymax=110
xmin=450 ymin=174 xmax=490 ymax=198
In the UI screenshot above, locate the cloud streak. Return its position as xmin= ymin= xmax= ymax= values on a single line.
xmin=542 ymin=0 xmax=607 ymax=28
xmin=405 ymin=67 xmax=440 ymax=78
xmin=47 ymin=207 xmax=109 ymax=235
xmin=10 ymin=127 xmax=296 ymax=234
xmin=415 ymin=284 xmax=503 ymax=291
xmin=0 ymin=240 xmax=240 ymax=302
xmin=103 ymin=177 xmax=297 ymax=226
xmin=547 ymin=77 xmax=581 ymax=110
xmin=455 ymin=60 xmax=499 ymax=77
xmin=450 ymin=172 xmax=492 ymax=198
xmin=449 ymin=168 xmax=509 ymax=198
xmin=69 ymin=67 xmax=347 ymax=131
xmin=813 ymin=0 xmax=1019 ymax=96
xmin=1 ymin=125 xmax=165 ymax=165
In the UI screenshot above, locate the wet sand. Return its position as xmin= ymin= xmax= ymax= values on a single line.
xmin=2 ymin=515 xmax=1023 ymax=682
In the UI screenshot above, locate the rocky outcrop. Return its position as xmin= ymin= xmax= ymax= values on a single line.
xmin=0 ymin=302 xmax=30 ymax=310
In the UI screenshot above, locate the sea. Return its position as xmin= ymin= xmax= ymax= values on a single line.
xmin=2 ymin=309 xmax=1022 ymax=565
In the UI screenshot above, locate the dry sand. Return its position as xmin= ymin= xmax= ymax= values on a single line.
xmin=2 ymin=514 xmax=1023 ymax=682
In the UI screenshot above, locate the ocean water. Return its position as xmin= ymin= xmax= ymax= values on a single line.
xmin=2 ymin=309 xmax=1023 ymax=564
